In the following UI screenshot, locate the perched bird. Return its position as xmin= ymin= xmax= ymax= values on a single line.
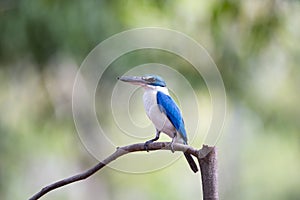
xmin=118 ymin=74 xmax=198 ymax=173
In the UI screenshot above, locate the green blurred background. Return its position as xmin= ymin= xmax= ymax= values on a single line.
xmin=1 ymin=0 xmax=300 ymax=199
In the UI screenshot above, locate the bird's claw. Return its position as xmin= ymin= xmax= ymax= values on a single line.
xmin=144 ymin=141 xmax=150 ymax=152
xmin=170 ymin=136 xmax=176 ymax=153
xmin=170 ymin=142 xmax=175 ymax=153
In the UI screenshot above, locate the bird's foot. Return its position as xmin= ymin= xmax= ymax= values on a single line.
xmin=144 ymin=131 xmax=161 ymax=152
xmin=170 ymin=141 xmax=175 ymax=153
xmin=144 ymin=141 xmax=152 ymax=152
xmin=170 ymin=134 xmax=176 ymax=153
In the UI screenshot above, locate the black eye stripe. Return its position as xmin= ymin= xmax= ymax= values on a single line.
xmin=141 ymin=75 xmax=166 ymax=87
xmin=143 ymin=76 xmax=155 ymax=82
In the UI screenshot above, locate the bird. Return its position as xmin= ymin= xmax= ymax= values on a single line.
xmin=118 ymin=74 xmax=198 ymax=173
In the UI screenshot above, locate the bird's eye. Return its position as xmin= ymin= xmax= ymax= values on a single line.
xmin=148 ymin=77 xmax=155 ymax=82
xmin=143 ymin=76 xmax=155 ymax=82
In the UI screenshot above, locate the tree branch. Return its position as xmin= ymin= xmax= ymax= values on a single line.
xmin=29 ymin=142 xmax=217 ymax=200
xmin=199 ymin=145 xmax=218 ymax=200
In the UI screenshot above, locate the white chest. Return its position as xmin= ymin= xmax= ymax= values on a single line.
xmin=142 ymin=88 xmax=176 ymax=138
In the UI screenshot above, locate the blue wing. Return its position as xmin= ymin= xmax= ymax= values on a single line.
xmin=156 ymin=91 xmax=187 ymax=143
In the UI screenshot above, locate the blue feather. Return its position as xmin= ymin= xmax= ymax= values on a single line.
xmin=156 ymin=91 xmax=187 ymax=143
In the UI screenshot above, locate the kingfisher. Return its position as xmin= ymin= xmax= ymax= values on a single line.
xmin=118 ymin=74 xmax=198 ymax=173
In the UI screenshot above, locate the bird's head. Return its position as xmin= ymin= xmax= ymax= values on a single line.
xmin=118 ymin=74 xmax=166 ymax=87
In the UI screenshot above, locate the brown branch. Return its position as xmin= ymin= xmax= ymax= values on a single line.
xmin=199 ymin=145 xmax=218 ymax=200
xmin=29 ymin=142 xmax=217 ymax=200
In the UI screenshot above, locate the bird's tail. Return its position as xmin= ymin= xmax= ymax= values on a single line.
xmin=184 ymin=152 xmax=198 ymax=173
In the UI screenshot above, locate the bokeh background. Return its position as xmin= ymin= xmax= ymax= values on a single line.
xmin=1 ymin=0 xmax=300 ymax=199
